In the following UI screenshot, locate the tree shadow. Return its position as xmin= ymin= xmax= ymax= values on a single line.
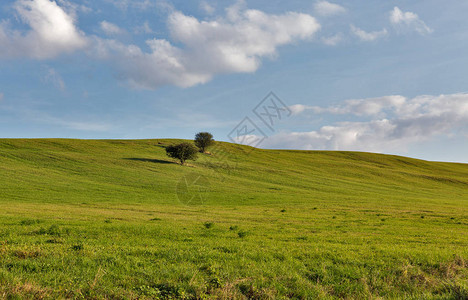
xmin=123 ymin=158 xmax=175 ymax=164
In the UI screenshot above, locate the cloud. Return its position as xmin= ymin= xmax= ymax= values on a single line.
xmin=310 ymin=95 xmax=406 ymax=116
xmin=314 ymin=1 xmax=346 ymax=16
xmin=200 ymin=1 xmax=215 ymax=15
xmin=0 ymin=1 xmax=318 ymax=90
xmin=100 ymin=21 xmax=125 ymax=36
xmin=43 ymin=67 xmax=66 ymax=91
xmin=134 ymin=21 xmax=153 ymax=34
xmin=289 ymin=104 xmax=308 ymax=115
xmin=0 ymin=0 xmax=88 ymax=59
xmin=350 ymin=25 xmax=387 ymax=41
xmin=390 ymin=7 xmax=432 ymax=35
xmin=256 ymin=93 xmax=468 ymax=153
xmin=94 ymin=3 xmax=320 ymax=89
xmin=56 ymin=0 xmax=92 ymax=18
xmin=0 ymin=0 xmax=319 ymax=90
xmin=103 ymin=0 xmax=155 ymax=11
xmin=321 ymin=33 xmax=342 ymax=46
xmin=44 ymin=68 xmax=66 ymax=91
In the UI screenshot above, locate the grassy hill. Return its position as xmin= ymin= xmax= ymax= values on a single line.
xmin=0 ymin=139 xmax=467 ymax=299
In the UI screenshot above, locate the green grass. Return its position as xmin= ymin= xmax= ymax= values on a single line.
xmin=0 ymin=138 xmax=467 ymax=299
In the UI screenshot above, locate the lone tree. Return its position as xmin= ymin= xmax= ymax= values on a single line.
xmin=165 ymin=143 xmax=198 ymax=165
xmin=194 ymin=132 xmax=215 ymax=153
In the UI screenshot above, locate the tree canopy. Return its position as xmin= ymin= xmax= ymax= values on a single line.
xmin=165 ymin=143 xmax=198 ymax=165
xmin=194 ymin=132 xmax=215 ymax=153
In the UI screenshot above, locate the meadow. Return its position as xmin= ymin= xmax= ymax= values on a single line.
xmin=0 ymin=139 xmax=467 ymax=299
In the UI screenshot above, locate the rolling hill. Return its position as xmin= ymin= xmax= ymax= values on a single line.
xmin=0 ymin=139 xmax=467 ymax=299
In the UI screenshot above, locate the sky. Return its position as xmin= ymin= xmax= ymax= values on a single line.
xmin=0 ymin=0 xmax=467 ymax=163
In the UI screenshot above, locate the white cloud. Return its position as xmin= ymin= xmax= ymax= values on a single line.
xmin=254 ymin=93 xmax=468 ymax=153
xmin=200 ymin=1 xmax=215 ymax=15
xmin=57 ymin=0 xmax=92 ymax=19
xmin=310 ymin=95 xmax=406 ymax=116
xmin=94 ymin=3 xmax=320 ymax=89
xmin=100 ymin=21 xmax=125 ymax=36
xmin=314 ymin=1 xmax=346 ymax=16
xmin=0 ymin=0 xmax=88 ymax=59
xmin=289 ymin=104 xmax=308 ymax=115
xmin=350 ymin=25 xmax=387 ymax=41
xmin=104 ymin=0 xmax=155 ymax=11
xmin=390 ymin=7 xmax=432 ymax=35
xmin=0 ymin=0 xmax=319 ymax=89
xmin=134 ymin=21 xmax=153 ymax=34
xmin=321 ymin=33 xmax=342 ymax=46
xmin=44 ymin=67 xmax=66 ymax=91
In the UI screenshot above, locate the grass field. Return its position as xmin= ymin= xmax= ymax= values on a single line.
xmin=0 ymin=138 xmax=467 ymax=299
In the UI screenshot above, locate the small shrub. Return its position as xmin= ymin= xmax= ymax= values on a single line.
xmin=237 ymin=231 xmax=248 ymax=238
xmin=204 ymin=222 xmax=214 ymax=229
xmin=280 ymin=209 xmax=286 ymax=213
xmin=71 ymin=244 xmax=84 ymax=251
xmin=229 ymin=225 xmax=238 ymax=231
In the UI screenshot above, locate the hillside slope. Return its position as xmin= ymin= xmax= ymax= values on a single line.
xmin=0 ymin=139 xmax=467 ymax=299
xmin=1 ymin=138 xmax=467 ymax=207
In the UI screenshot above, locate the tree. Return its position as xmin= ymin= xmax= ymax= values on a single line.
xmin=194 ymin=132 xmax=215 ymax=153
xmin=165 ymin=143 xmax=198 ymax=165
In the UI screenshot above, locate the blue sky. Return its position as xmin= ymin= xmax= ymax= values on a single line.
xmin=0 ymin=0 xmax=467 ymax=162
